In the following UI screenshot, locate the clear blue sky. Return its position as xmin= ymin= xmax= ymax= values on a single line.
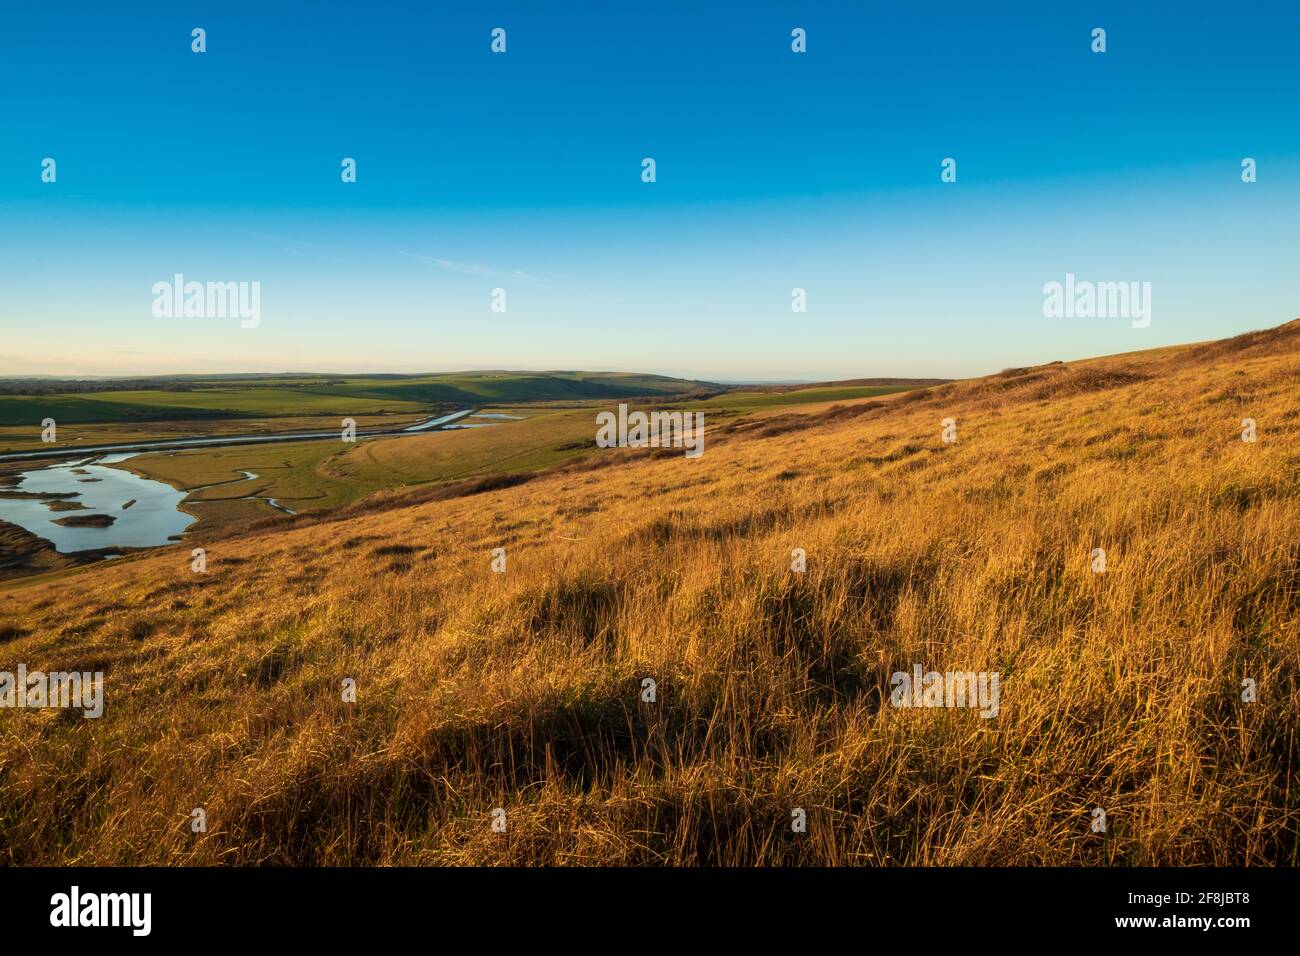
xmin=1 ymin=1 xmax=1297 ymax=380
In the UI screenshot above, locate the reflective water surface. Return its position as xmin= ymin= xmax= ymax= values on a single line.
xmin=0 ymin=454 xmax=195 ymax=552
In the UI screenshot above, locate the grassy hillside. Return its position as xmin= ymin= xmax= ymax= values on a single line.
xmin=1 ymin=322 xmax=1298 ymax=864
xmin=673 ymin=383 xmax=919 ymax=412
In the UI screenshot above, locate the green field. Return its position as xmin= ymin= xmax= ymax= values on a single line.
xmin=0 ymin=371 xmax=713 ymax=426
xmin=117 ymin=408 xmax=601 ymax=527
xmin=0 ymin=390 xmax=429 ymax=427
xmin=0 ymin=413 xmax=430 ymax=455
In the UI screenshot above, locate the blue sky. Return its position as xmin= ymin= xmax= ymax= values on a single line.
xmin=1 ymin=1 xmax=1297 ymax=380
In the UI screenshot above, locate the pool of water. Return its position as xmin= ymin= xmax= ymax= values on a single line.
xmin=0 ymin=454 xmax=196 ymax=553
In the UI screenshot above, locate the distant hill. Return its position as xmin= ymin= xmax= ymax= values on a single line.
xmin=0 ymin=371 xmax=719 ymax=425
xmin=819 ymin=376 xmax=951 ymax=388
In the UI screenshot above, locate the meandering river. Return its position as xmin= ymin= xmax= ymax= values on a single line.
xmin=0 ymin=409 xmax=483 ymax=555
xmin=0 ymin=410 xmax=478 ymax=463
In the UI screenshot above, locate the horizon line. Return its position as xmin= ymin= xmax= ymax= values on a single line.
xmin=3 ymin=316 xmax=1295 ymax=386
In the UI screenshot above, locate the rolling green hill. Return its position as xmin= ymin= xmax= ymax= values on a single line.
xmin=0 ymin=371 xmax=715 ymax=426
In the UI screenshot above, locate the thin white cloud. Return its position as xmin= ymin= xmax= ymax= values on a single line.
xmin=398 ymin=250 xmax=553 ymax=282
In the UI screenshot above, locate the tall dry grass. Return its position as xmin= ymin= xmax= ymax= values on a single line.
xmin=1 ymin=322 xmax=1298 ymax=864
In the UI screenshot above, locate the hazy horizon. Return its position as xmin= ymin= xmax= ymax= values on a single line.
xmin=3 ymin=317 xmax=1290 ymax=385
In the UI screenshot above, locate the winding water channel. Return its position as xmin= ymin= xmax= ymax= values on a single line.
xmin=0 ymin=409 xmax=477 ymax=463
xmin=0 ymin=410 xmax=484 ymax=555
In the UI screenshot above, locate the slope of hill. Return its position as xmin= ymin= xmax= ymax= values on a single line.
xmin=1 ymin=322 xmax=1298 ymax=865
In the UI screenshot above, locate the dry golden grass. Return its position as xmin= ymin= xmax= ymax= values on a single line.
xmin=2 ymin=322 xmax=1298 ymax=865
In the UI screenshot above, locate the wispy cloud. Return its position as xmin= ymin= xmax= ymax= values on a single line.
xmin=398 ymin=250 xmax=554 ymax=282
